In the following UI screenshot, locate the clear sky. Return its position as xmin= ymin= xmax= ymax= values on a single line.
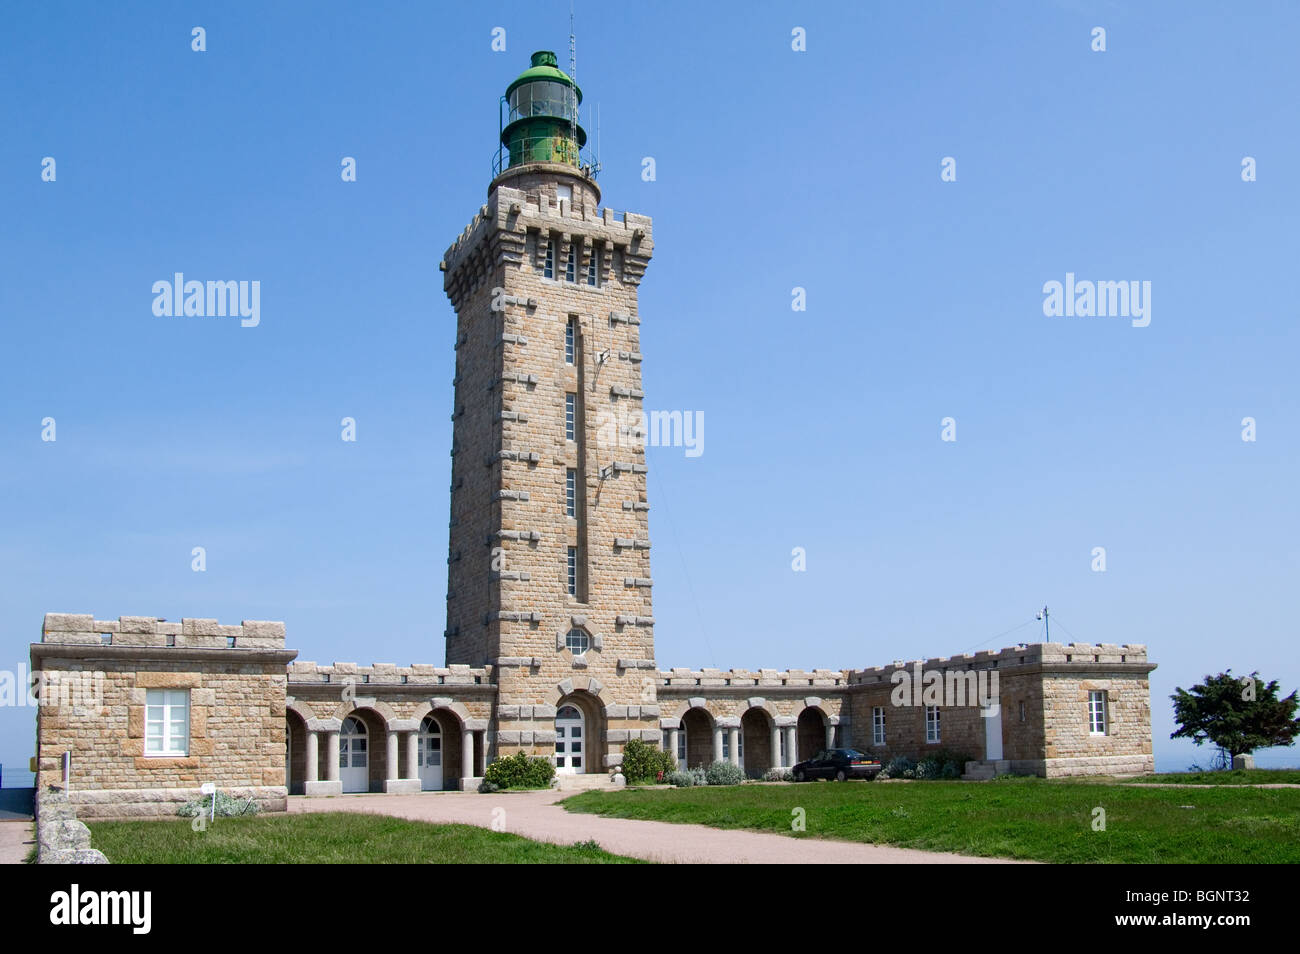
xmin=2 ymin=1 xmax=1297 ymax=781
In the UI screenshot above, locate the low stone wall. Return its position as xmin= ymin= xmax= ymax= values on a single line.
xmin=68 ymin=784 xmax=287 ymax=820
xmin=35 ymin=788 xmax=108 ymax=864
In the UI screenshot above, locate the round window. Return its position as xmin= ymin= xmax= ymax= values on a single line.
xmin=565 ymin=629 xmax=590 ymax=654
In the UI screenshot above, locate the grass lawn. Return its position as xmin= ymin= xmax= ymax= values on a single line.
xmin=562 ymin=777 xmax=1300 ymax=863
xmin=1124 ymin=769 xmax=1300 ymax=786
xmin=88 ymin=811 xmax=641 ymax=864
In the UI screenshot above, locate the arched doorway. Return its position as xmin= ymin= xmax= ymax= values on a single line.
xmin=418 ymin=715 xmax=443 ymax=791
xmin=681 ymin=707 xmax=713 ymax=769
xmin=555 ymin=704 xmax=585 ymax=774
xmin=340 ymin=716 xmax=368 ymax=793
xmin=796 ymin=707 xmax=827 ymax=763
xmin=285 ymin=709 xmax=308 ymax=796
xmin=741 ymin=708 xmax=772 ymax=778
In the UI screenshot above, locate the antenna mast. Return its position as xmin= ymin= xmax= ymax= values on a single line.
xmin=569 ymin=3 xmax=578 ymax=168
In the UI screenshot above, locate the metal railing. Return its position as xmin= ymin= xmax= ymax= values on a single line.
xmin=493 ymin=137 xmax=600 ymax=179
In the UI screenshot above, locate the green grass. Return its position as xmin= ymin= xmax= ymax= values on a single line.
xmin=88 ymin=812 xmax=641 ymax=864
xmin=562 ymin=777 xmax=1300 ymax=863
xmin=1125 ymin=768 xmax=1300 ymax=785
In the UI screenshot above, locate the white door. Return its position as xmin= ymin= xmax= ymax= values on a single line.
xmin=555 ymin=705 xmax=585 ymax=774
xmin=340 ymin=716 xmax=369 ymax=793
xmin=983 ymin=705 xmax=1003 ymax=761
xmin=418 ymin=716 xmax=443 ymax=791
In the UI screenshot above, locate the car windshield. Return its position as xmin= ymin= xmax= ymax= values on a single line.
xmin=838 ymin=749 xmax=868 ymax=759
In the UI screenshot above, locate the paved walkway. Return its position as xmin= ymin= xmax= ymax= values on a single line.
xmin=0 ymin=821 xmax=34 ymax=864
xmin=290 ymin=790 xmax=1024 ymax=864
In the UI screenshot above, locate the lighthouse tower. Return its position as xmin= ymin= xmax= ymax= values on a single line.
xmin=440 ymin=51 xmax=659 ymax=773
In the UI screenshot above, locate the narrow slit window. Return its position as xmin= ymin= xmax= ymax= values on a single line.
xmin=566 ymin=468 xmax=577 ymax=517
xmin=565 ymin=243 xmax=577 ymax=283
xmin=543 ymin=238 xmax=555 ymax=279
xmin=587 ymin=245 xmax=599 ymax=286
xmin=565 ymin=393 xmax=576 ymax=442
xmin=566 ymin=547 xmax=578 ymax=596
xmin=565 ymin=317 xmax=575 ymax=365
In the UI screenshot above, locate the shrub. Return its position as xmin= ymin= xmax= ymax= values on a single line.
xmin=177 ymin=790 xmax=259 ymax=818
xmin=666 ymin=770 xmax=696 ymax=788
xmin=477 ymin=779 xmax=500 ymax=794
xmin=621 ymin=738 xmax=677 ymax=785
xmin=878 ymin=756 xmax=915 ymax=780
xmin=483 ymin=752 xmax=556 ymax=790
xmin=704 ymin=760 xmax=746 ymax=786
xmin=763 ymin=768 xmax=794 ymax=782
xmin=688 ymin=766 xmax=708 ymax=787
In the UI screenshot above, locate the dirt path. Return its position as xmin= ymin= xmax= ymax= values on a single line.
xmin=290 ymin=790 xmax=1026 ymax=864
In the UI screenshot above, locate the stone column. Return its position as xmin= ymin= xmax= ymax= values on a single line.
xmin=784 ymin=725 xmax=797 ymax=767
xmin=386 ymin=731 xmax=399 ymax=781
xmin=667 ymin=728 xmax=680 ymax=767
xmin=405 ymin=730 xmax=419 ymax=781
xmin=461 ymin=728 xmax=474 ymax=780
xmin=770 ymin=723 xmax=782 ymax=769
xmin=326 ymin=730 xmax=340 ymax=782
xmin=826 ymin=722 xmax=835 ymax=750
xmin=712 ymin=726 xmax=723 ymax=764
xmin=727 ymin=727 xmax=740 ymax=767
xmin=306 ymin=731 xmax=319 ymax=783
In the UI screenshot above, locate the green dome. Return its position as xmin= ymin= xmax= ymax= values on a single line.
xmin=505 ymin=50 xmax=583 ymax=104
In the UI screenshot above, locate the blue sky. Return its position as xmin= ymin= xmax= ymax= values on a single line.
xmin=2 ymin=1 xmax=1298 ymax=780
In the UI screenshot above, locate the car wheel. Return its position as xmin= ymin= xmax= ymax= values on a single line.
xmin=835 ymin=769 xmax=848 ymax=782
xmin=794 ymin=769 xmax=805 ymax=782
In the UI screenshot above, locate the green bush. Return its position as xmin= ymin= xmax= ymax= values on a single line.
xmin=177 ymin=790 xmax=260 ymax=818
xmin=483 ymin=752 xmax=556 ymax=790
xmin=621 ymin=738 xmax=676 ymax=785
xmin=705 ymin=760 xmax=746 ymax=786
xmin=878 ymin=756 xmax=915 ymax=780
xmin=763 ymin=768 xmax=794 ymax=782
xmin=666 ymin=770 xmax=696 ymax=787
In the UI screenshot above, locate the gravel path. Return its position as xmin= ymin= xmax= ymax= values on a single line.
xmin=0 ymin=821 xmax=34 ymax=864
xmin=290 ymin=790 xmax=1026 ymax=864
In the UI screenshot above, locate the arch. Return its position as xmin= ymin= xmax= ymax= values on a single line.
xmin=417 ymin=714 xmax=444 ymax=791
xmin=740 ymin=706 xmax=774 ymax=778
xmin=679 ymin=705 xmax=715 ymax=770
xmin=409 ymin=698 xmax=469 ymax=729
xmin=340 ymin=706 xmax=390 ymax=792
xmin=417 ymin=708 xmax=464 ymax=791
xmin=554 ymin=690 xmax=605 ymax=774
xmin=327 ymin=696 xmax=398 ymax=724
xmin=285 ymin=707 xmax=309 ymax=796
xmin=796 ymin=705 xmax=829 ymax=763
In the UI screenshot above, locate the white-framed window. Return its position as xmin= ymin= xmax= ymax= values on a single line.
xmin=145 ymin=689 xmax=190 ymax=756
xmin=720 ymin=730 xmax=744 ymax=760
xmin=565 ymin=243 xmax=577 ymax=283
xmin=566 ymin=547 xmax=578 ymax=596
xmin=1019 ymin=700 xmax=1026 ymax=723
xmin=565 ymin=393 xmax=576 ymax=441
xmin=565 ymin=316 xmax=575 ymax=364
xmin=676 ymin=725 xmax=686 ymax=764
xmin=925 ymin=706 xmax=941 ymax=744
xmin=872 ymin=706 xmax=886 ymax=746
xmin=566 ymin=468 xmax=577 ymax=518
xmin=1089 ymin=691 xmax=1107 ymax=736
xmin=586 ymin=246 xmax=599 ymax=286
xmin=543 ymin=238 xmax=555 ymax=279
xmin=565 ymin=628 xmax=589 ymax=654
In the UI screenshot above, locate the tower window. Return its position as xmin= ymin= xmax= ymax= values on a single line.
xmin=872 ymin=706 xmax=886 ymax=746
xmin=565 ymin=628 xmax=589 ymax=654
xmin=587 ymin=246 xmax=599 ymax=286
xmin=565 ymin=316 xmax=575 ymax=365
xmin=543 ymin=238 xmax=555 ymax=279
xmin=566 ymin=468 xmax=577 ymax=517
xmin=567 ymin=547 xmax=578 ymax=596
xmin=565 ymin=393 xmax=576 ymax=441
xmin=565 ymin=244 xmax=577 ymax=283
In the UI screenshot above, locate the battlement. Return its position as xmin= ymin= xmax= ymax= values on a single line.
xmin=440 ymin=187 xmax=653 ymax=278
xmin=658 ymin=667 xmax=848 ymax=689
xmin=287 ymin=661 xmax=494 ymax=687
xmin=40 ymin=613 xmax=286 ymax=650
xmin=847 ymin=642 xmax=1152 ymax=685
